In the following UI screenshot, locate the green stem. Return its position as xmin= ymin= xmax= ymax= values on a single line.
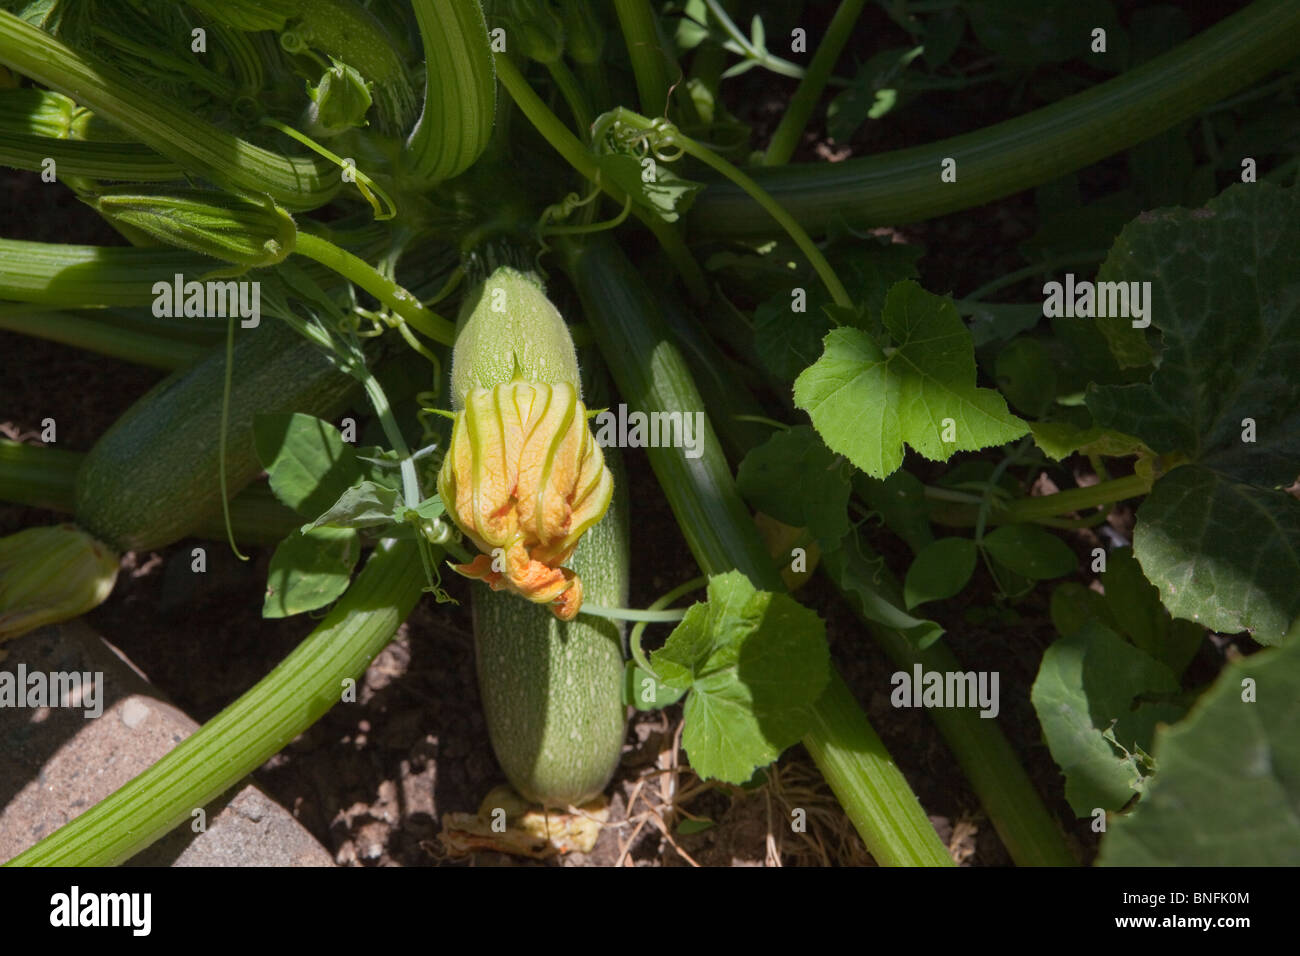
xmin=603 ymin=108 xmax=850 ymax=306
xmin=803 ymin=672 xmax=953 ymax=866
xmin=998 ymin=473 xmax=1151 ymax=523
xmin=402 ymin=0 xmax=496 ymax=186
xmin=0 ymin=136 xmax=181 ymax=180
xmin=680 ymin=133 xmax=850 ymax=306
xmin=822 ymin=540 xmax=1077 ymax=866
xmin=294 ymin=233 xmax=456 ymax=345
xmin=0 ymin=239 xmax=213 ymax=308
xmin=622 ymin=574 xmax=707 ymax=677
xmin=0 ymin=11 xmax=338 ymax=210
xmin=0 ymin=305 xmax=206 ymax=369
xmin=701 ymin=0 xmax=805 ymax=80
xmin=614 ymin=0 xmax=670 ymax=115
xmin=5 ymin=538 xmax=425 ymax=866
xmin=493 ymin=53 xmax=708 ymax=301
xmin=546 ymin=58 xmax=593 ymax=135
xmin=612 ymin=0 xmax=699 ymax=125
xmin=961 ymin=249 xmax=1109 ymax=303
xmin=763 ymin=0 xmax=866 ymax=166
xmin=690 ymin=0 xmax=1300 ymax=236
xmin=359 ymin=373 xmax=420 ymax=510
xmin=0 ymin=439 xmax=80 ymax=513
xmin=580 ymin=604 xmax=689 ymax=624
xmin=565 ymin=234 xmax=952 ymax=866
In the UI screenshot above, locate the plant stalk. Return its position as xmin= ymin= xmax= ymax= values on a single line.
xmin=564 ymin=234 xmax=953 ymax=866
xmin=692 ymin=0 xmax=1300 ymax=235
xmin=763 ymin=0 xmax=866 ymax=166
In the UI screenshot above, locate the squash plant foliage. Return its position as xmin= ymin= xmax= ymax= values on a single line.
xmin=0 ymin=0 xmax=1298 ymax=867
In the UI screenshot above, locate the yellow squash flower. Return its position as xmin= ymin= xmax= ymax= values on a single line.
xmin=438 ymin=380 xmax=612 ymax=620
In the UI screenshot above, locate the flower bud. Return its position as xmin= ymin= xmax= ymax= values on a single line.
xmin=439 ymin=380 xmax=612 ymax=620
xmin=91 ymin=188 xmax=296 ymax=268
xmin=0 ymin=524 xmax=119 ymax=642
xmin=304 ymin=57 xmax=374 ymax=138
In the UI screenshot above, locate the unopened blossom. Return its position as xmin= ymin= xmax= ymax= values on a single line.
xmin=0 ymin=524 xmax=119 ymax=642
xmin=437 ymin=379 xmax=612 ymax=620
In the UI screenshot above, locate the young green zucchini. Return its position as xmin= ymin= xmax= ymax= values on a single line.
xmin=73 ymin=318 xmax=359 ymax=552
xmin=471 ymin=450 xmax=629 ymax=807
xmin=441 ymin=262 xmax=628 ymax=807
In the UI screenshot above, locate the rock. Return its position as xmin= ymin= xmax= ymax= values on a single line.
xmin=0 ymin=620 xmax=332 ymax=866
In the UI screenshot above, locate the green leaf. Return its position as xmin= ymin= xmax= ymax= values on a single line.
xmin=794 ymin=281 xmax=1027 ymax=478
xmin=829 ymin=240 xmax=923 ymax=326
xmin=304 ymin=480 xmax=401 ymax=530
xmin=1099 ymin=638 xmax=1300 ymax=865
xmin=1028 ymin=420 xmax=1147 ymax=461
xmin=1088 ymin=184 xmax=1300 ymax=483
xmin=921 ymin=8 xmax=965 ymax=68
xmin=262 ymin=526 xmax=360 ymax=618
xmin=1082 ymin=185 xmax=1300 ymax=643
xmin=853 ymin=470 xmax=933 ymax=554
xmin=673 ymin=0 xmax=710 ymax=50
xmin=650 ymin=571 xmax=830 ymax=784
xmin=1047 ymin=313 xmax=1139 ymax=391
xmin=353 ymin=446 xmax=405 ymax=492
xmin=254 ymin=413 xmax=363 ymax=520
xmin=820 ymin=533 xmax=945 ymax=649
xmin=737 ymin=426 xmax=850 ymax=547
xmin=1050 ymin=581 xmax=1118 ymax=638
xmin=826 ymin=46 xmax=925 ymax=141
xmin=1134 ymin=466 xmax=1300 ymax=646
xmin=994 ymin=337 xmax=1057 ymax=417
xmin=1031 ymin=621 xmax=1185 ymax=816
xmin=676 ymin=817 xmax=714 ymax=835
xmin=968 ymin=0 xmax=1121 ymax=67
xmin=395 ymin=495 xmax=445 ymax=524
xmin=966 ymin=303 xmax=1042 ymax=348
xmin=981 ymin=524 xmax=1077 ymax=580
xmin=1101 ymin=547 xmax=1202 ymax=677
xmin=753 ymin=291 xmax=833 ymax=384
xmin=904 ymin=537 xmax=977 ymax=609
xmin=596 ymin=153 xmax=703 ymax=224
xmin=754 ymin=240 xmax=921 ymax=383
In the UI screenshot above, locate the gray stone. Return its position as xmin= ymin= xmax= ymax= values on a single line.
xmin=0 ymin=620 xmax=332 ymax=867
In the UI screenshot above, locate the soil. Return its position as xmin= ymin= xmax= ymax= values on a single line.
xmin=0 ymin=1 xmax=1260 ymax=866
